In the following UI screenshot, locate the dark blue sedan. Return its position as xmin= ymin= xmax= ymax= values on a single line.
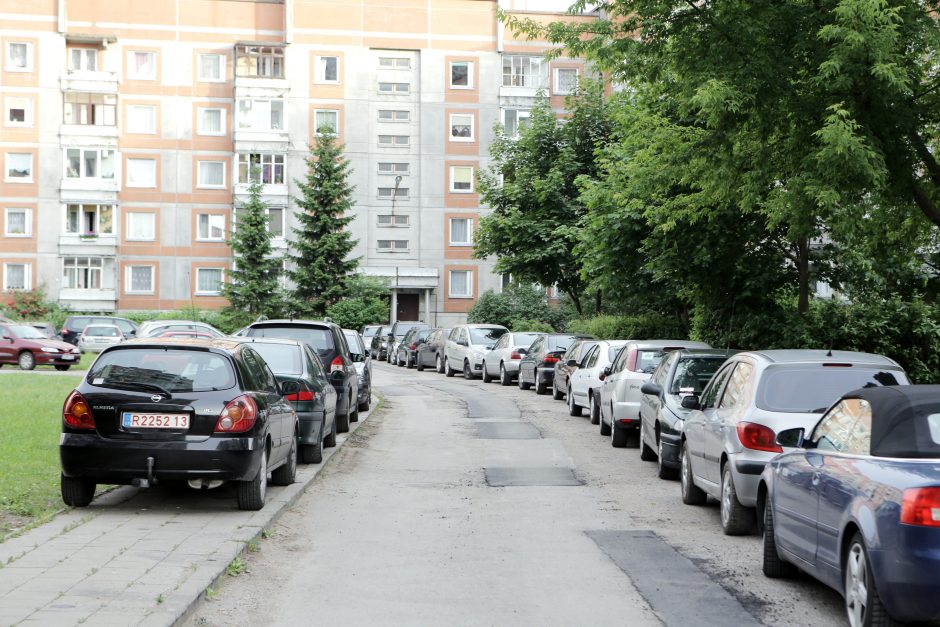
xmin=758 ymin=385 xmax=940 ymax=626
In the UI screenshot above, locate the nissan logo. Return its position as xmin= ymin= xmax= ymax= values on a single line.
xmin=150 ymin=395 xmax=162 ymax=402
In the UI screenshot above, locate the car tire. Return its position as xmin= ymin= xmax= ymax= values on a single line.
xmin=350 ymin=398 xmax=360 ymax=423
xmin=762 ymin=503 xmax=797 ymax=578
xmin=436 ymin=355 xmax=445 ymax=374
xmin=271 ymin=436 xmax=297 ymax=486
xmin=358 ymin=395 xmax=370 ymax=412
xmin=61 ymin=475 xmax=95 ymax=507
xmin=324 ymin=415 xmax=337 ymax=448
xmin=599 ymin=406 xmax=611 ymax=436
xmin=236 ymin=449 xmax=267 ymax=511
xmin=568 ymin=387 xmax=582 ymax=416
xmin=301 ymin=438 xmax=323 ymax=464
xmin=55 ymin=365 xmax=71 ymax=371
xmin=844 ymin=533 xmax=895 ymax=627
xmin=657 ymin=437 xmax=678 ymax=480
xmin=518 ymin=368 xmax=531 ymax=390
xmin=552 ymin=379 xmax=564 ymax=400
xmin=680 ymin=441 xmax=707 ymax=505
xmin=18 ymin=351 xmax=35 ymax=371
xmin=463 ymin=360 xmax=474 ymax=380
xmin=611 ymin=422 xmax=628 ymax=447
xmin=416 ymin=359 xmax=425 ymax=372
xmin=500 ymin=364 xmax=512 ymax=386
xmin=640 ymin=433 xmax=657 ymax=461
xmin=535 ymin=375 xmax=548 ymax=395
xmin=720 ymin=464 xmax=754 ymax=535
xmin=406 ymin=354 xmax=414 ymax=369
xmin=445 ymin=358 xmax=456 ymax=377
xmin=589 ymin=392 xmax=601 ymax=425
xmin=482 ymin=363 xmax=493 ymax=383
xmin=336 ymin=402 xmax=350 ymax=433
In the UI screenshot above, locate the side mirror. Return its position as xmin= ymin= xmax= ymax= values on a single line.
xmin=680 ymin=394 xmax=700 ymax=410
xmin=775 ymin=427 xmax=806 ymax=449
xmin=280 ymin=380 xmax=301 ymax=396
xmin=640 ymin=382 xmax=663 ymax=397
xmin=603 ymin=366 xmax=611 ymax=377
xmin=566 ymin=359 xmax=577 ymax=367
xmin=457 ymin=339 xmax=468 ymax=347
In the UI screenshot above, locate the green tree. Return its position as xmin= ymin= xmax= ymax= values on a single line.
xmin=290 ymin=132 xmax=359 ymax=316
xmin=467 ymin=283 xmax=564 ymax=330
xmin=325 ymin=275 xmax=390 ymax=330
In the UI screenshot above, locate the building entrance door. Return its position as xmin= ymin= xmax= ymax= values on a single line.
xmin=396 ymin=293 xmax=420 ymax=321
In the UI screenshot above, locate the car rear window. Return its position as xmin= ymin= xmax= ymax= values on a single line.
xmin=343 ymin=332 xmax=365 ymax=354
xmin=670 ymin=357 xmax=728 ymax=394
xmin=637 ymin=350 xmax=668 ymax=374
xmin=89 ymin=348 xmax=236 ymax=392
xmin=249 ymin=343 xmax=303 ymax=376
xmin=470 ymin=327 xmax=507 ymax=346
xmin=68 ymin=316 xmax=92 ymax=331
xmin=514 ymin=333 xmax=540 ymax=347
xmin=247 ymin=325 xmax=334 ymax=354
xmin=546 ymin=335 xmax=577 ymax=351
xmin=111 ymin=319 xmax=136 ymax=334
xmin=85 ymin=326 xmax=121 ymax=337
xmin=928 ymin=414 xmax=940 ymax=445
xmin=757 ymin=366 xmax=907 ymax=413
xmin=395 ymin=324 xmax=428 ymax=338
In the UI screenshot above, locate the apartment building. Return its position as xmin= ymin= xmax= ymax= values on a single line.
xmin=0 ymin=0 xmax=595 ymax=326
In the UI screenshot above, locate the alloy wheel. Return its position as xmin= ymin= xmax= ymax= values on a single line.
xmin=721 ymin=469 xmax=733 ymax=527
xmin=845 ymin=543 xmax=869 ymax=627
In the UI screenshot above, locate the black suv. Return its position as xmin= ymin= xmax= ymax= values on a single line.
xmin=243 ymin=320 xmax=359 ymax=433
xmin=383 ymin=321 xmax=430 ymax=363
xmin=61 ymin=315 xmax=138 ymax=346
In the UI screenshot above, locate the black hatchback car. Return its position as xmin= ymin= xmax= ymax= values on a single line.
xmin=61 ymin=315 xmax=138 ymax=345
xmin=396 ymin=327 xmax=432 ymax=368
xmin=518 ymin=334 xmax=594 ymax=395
xmin=59 ymin=338 xmax=300 ymax=511
xmin=243 ymin=320 xmax=359 ymax=433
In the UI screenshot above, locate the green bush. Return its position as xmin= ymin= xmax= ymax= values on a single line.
xmin=121 ymin=308 xmax=253 ymax=335
xmin=468 ymin=284 xmax=564 ymax=329
xmin=566 ymin=314 xmax=689 ymax=340
xmin=326 ymin=297 xmax=389 ymax=331
xmin=509 ymin=318 xmax=555 ymax=333
xmin=2 ymin=287 xmax=70 ymax=329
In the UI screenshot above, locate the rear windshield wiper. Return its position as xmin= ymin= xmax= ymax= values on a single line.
xmin=96 ymin=380 xmax=172 ymax=398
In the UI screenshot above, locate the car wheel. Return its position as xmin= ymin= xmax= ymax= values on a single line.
xmin=680 ymin=441 xmax=707 ymax=505
xmin=407 ymin=354 xmax=415 ymax=369
xmin=762 ymin=502 xmax=797 ymax=578
xmin=324 ymin=414 xmax=337 ymax=448
xmin=271 ymin=436 xmax=297 ymax=486
xmin=416 ymin=357 xmax=425 ymax=372
xmin=518 ymin=368 xmax=531 ymax=390
xmin=336 ymin=401 xmax=350 ymax=433
xmin=552 ymin=379 xmax=564 ymax=400
xmin=18 ymin=351 xmax=35 ymax=371
xmin=599 ymin=404 xmax=612 ymax=436
xmin=463 ymin=360 xmax=474 ymax=380
xmin=720 ymin=464 xmax=754 ymax=535
xmin=657 ymin=437 xmax=678 ymax=480
xmin=482 ymin=362 xmax=493 ymax=383
xmin=500 ymin=364 xmax=512 ymax=386
xmin=589 ymin=392 xmax=601 ymax=425
xmin=358 ymin=395 xmax=370 ymax=412
xmin=55 ymin=365 xmax=71 ymax=371
xmin=350 ymin=395 xmax=360 ymax=423
xmin=301 ymin=437 xmax=323 ymax=464
xmin=640 ymin=429 xmax=657 ymax=461
xmin=445 ymin=358 xmax=456 ymax=377
xmin=61 ymin=475 xmax=95 ymax=507
xmin=236 ymin=448 xmax=267 ymax=511
xmin=568 ymin=387 xmax=582 ymax=416
xmin=845 ymin=533 xmax=894 ymax=627
xmin=436 ymin=355 xmax=444 ymax=374
xmin=611 ymin=421 xmax=628 ymax=447
xmin=535 ymin=375 xmax=548 ymax=395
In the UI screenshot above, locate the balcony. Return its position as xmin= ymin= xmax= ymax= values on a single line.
xmin=58 ymin=287 xmax=117 ymax=312
xmin=59 ymin=233 xmax=119 ymax=257
xmin=233 ymin=129 xmax=289 ymax=153
xmin=60 ymin=70 xmax=119 ymax=94
xmin=60 ymin=177 xmax=120 ymax=204
xmin=59 ymin=123 xmax=119 ymax=147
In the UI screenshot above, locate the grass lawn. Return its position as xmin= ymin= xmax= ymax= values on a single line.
xmin=0 ymin=373 xmax=83 ymax=537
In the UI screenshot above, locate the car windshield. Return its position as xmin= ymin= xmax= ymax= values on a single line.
xmin=637 ymin=350 xmax=670 ymax=374
xmin=470 ymin=327 xmax=507 ymax=347
xmin=150 ymin=324 xmax=222 ymax=337
xmin=89 ymin=348 xmax=236 ymax=392
xmin=8 ymin=324 xmax=46 ymax=340
xmin=85 ymin=326 xmax=121 ymax=337
xmin=757 ymin=366 xmax=906 ymax=413
xmin=248 ymin=326 xmax=334 ymax=354
xmin=669 ymin=357 xmax=728 ymax=394
xmin=343 ymin=332 xmax=364 ymax=354
xmin=513 ymin=333 xmax=540 ymax=347
xmin=250 ymin=343 xmax=303 ymax=376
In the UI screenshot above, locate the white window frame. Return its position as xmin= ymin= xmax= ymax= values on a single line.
xmin=196 ymin=213 xmax=226 ymax=242
xmin=237 ymin=153 xmax=285 ymax=185
xmin=377 ymin=162 xmax=410 ymax=175
xmin=449 ymin=217 xmax=473 ymax=246
xmin=68 ymin=47 xmax=98 ymax=72
xmin=65 ymin=204 xmax=114 ymax=236
xmin=376 ymin=239 xmax=409 ymax=252
xmin=62 ymin=256 xmax=103 ymax=289
xmin=197 ymin=53 xmax=226 ymax=82
xmin=553 ymin=67 xmax=580 ymax=95
xmin=378 ymin=57 xmax=410 ymax=69
xmin=378 ymin=135 xmax=410 ymax=147
xmin=378 ymin=82 xmax=410 ymax=95
xmin=449 ymin=113 xmax=474 ymax=142
xmin=197 ymin=107 xmax=226 ymax=136
xmin=450 ymin=61 xmax=473 ymax=89
xmin=448 ymin=270 xmax=473 ymax=298
xmin=5 ymin=96 xmax=33 ymax=127
xmin=197 ymin=161 xmax=226 ymax=189
xmin=3 ymin=263 xmax=30 ymax=291
xmin=4 ymin=208 xmax=31 ymax=238
xmin=450 ymin=166 xmax=475 ymax=193
xmin=125 ymin=212 xmax=156 ymax=241
xmin=127 ymin=50 xmax=157 ymax=80
xmin=377 ymin=187 xmax=410 ymax=200
xmin=377 ymin=214 xmax=409 ymax=227
xmin=195 ymin=268 xmax=224 ymax=295
xmin=64 ymin=93 xmax=116 ymax=127
xmin=501 ymin=108 xmax=531 ymax=138
xmin=126 ymin=158 xmax=157 ymax=188
xmin=377 ymin=109 xmax=410 ymax=122
xmin=126 ymin=104 xmax=157 ymax=134
xmin=314 ymin=109 xmax=339 ymax=136
xmin=6 ymin=42 xmax=33 ymax=72
xmin=5 ymin=153 xmax=33 ymax=183
xmin=125 ymin=265 xmax=155 ymax=294
xmin=237 ymin=98 xmax=286 ymax=132
xmin=64 ymin=148 xmax=116 ymax=180
xmin=314 ymin=55 xmax=340 ymax=84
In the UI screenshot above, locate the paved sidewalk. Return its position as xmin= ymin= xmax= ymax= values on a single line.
xmin=0 ymin=399 xmax=377 ymax=626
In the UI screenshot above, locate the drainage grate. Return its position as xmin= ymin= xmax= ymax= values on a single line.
xmin=476 ymin=422 xmax=540 ymax=439
xmin=484 ymin=467 xmax=583 ymax=487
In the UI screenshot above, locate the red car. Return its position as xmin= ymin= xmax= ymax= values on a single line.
xmin=0 ymin=323 xmax=82 ymax=370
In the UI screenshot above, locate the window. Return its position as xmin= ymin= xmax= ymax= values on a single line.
xmin=126 ymin=158 xmax=156 ymax=187
xmin=126 ymin=105 xmax=156 ymax=134
xmin=4 ymin=208 xmax=30 ymax=237
xmin=378 ymin=57 xmax=410 ymax=69
xmin=502 ymin=55 xmax=548 ymax=88
xmin=719 ymin=362 xmax=754 ymax=409
xmin=6 ymin=42 xmax=32 ymax=71
xmin=449 ymin=270 xmax=472 ymax=298
xmin=378 ymin=187 xmax=409 ymax=199
xmin=125 ymin=265 xmax=154 ymax=293
xmin=314 ymin=55 xmax=339 ymax=83
xmin=127 ymin=51 xmax=156 ymax=79
xmin=64 ymin=148 xmax=115 ymax=180
xmin=5 ymin=97 xmax=32 ymax=126
xmin=378 ymin=82 xmax=410 ymax=94
xmin=378 ymin=109 xmax=410 ymax=122
xmin=554 ymin=67 xmax=580 ymax=95
xmin=450 ymin=61 xmax=473 ymax=88
xmin=197 ymin=161 xmax=226 ymax=188
xmin=3 ymin=264 xmax=29 ymax=291
xmin=237 ymin=99 xmax=285 ymax=131
xmin=378 ymin=135 xmax=409 ymax=147
xmin=64 ymin=93 xmax=116 ymax=126
xmin=813 ymin=398 xmax=873 ymax=454
xmin=235 ymin=44 xmax=284 ymax=78
xmin=63 ymin=257 xmax=103 ymax=289
xmin=377 ymin=214 xmax=409 ymax=226
xmin=68 ymin=48 xmax=97 ymax=72
xmin=197 ymin=213 xmax=226 ymax=241
xmin=238 ymin=206 xmax=285 ymax=237
xmin=449 ymin=218 xmax=472 ymax=245
xmin=198 ymin=54 xmax=225 ymax=81
xmin=450 ymin=166 xmax=474 ymax=192
xmin=126 ymin=212 xmax=155 ymax=241
xmin=377 ymin=239 xmax=408 ymax=251
xmin=195 ymin=268 xmax=224 ymax=295
xmin=6 ymin=153 xmax=32 ymax=181
xmin=237 ymin=154 xmax=285 ymax=184
xmin=314 ymin=109 xmax=338 ymax=135
xmin=450 ymin=114 xmax=474 ymax=141
xmin=65 ymin=204 xmax=114 ymax=235
xmin=502 ymin=109 xmax=531 ymax=137
xmin=197 ymin=107 xmax=225 ymax=135
xmin=700 ymin=365 xmax=733 ymax=409
xmin=378 ymin=162 xmax=409 ymax=174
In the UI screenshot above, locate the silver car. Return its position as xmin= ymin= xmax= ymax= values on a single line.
xmin=444 ymin=324 xmax=508 ymax=379
xmin=481 ymin=331 xmax=544 ymax=385
xmin=680 ymin=350 xmax=909 ymax=536
xmin=77 ymin=324 xmax=124 ymax=353
xmin=567 ymin=340 xmax=629 ymax=423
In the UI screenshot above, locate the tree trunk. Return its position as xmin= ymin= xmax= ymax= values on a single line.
xmin=567 ymin=289 xmax=583 ymax=316
xmin=594 ymin=290 xmax=602 ymax=315
xmin=797 ymin=237 xmax=810 ymax=316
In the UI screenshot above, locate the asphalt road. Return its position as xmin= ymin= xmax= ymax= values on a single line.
xmin=185 ymin=361 xmax=845 ymax=627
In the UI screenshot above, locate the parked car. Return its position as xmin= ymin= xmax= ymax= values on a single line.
xmin=158 ymin=331 xmax=217 ymax=340
xmin=248 ymin=337 xmax=337 ymax=464
xmin=77 ymin=324 xmax=125 ymax=353
xmin=0 ymin=322 xmax=82 ymax=370
xmin=343 ymin=329 xmax=372 ymax=412
xmin=243 ymin=320 xmax=359 ymax=433
xmin=370 ymin=325 xmax=390 ymax=360
xmin=599 ymin=339 xmax=712 ymax=448
xmin=759 ymin=385 xmax=940 ymax=625
xmin=139 ymin=320 xmax=225 ymax=338
xmin=396 ymin=327 xmax=432 ymax=368
xmin=444 ymin=324 xmax=509 ymax=379
xmin=680 ymin=349 xmax=908 ymax=535
xmin=59 ymin=338 xmax=300 ymax=511
xmin=517 ymin=333 xmax=593 ymax=394
xmin=567 ymin=340 xmax=630 ymax=421
xmin=384 ymin=321 xmax=431 ymax=363
xmin=61 ymin=315 xmax=138 ymax=345
xmin=415 ymin=327 xmax=451 ymax=373
xmin=27 ymin=321 xmax=60 ymax=340
xmin=481 ymin=331 xmax=545 ymax=385
xmin=360 ymin=324 xmax=383 ymax=348
xmin=637 ymin=349 xmax=737 ymax=479
xmin=552 ymin=337 xmax=599 ymax=400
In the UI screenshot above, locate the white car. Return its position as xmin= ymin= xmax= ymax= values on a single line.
xmin=139 ymin=320 xmax=225 ymax=338
xmin=77 ymin=324 xmax=124 ymax=353
xmin=567 ymin=340 xmax=629 ymax=423
xmin=481 ymin=331 xmax=544 ymax=385
xmin=443 ymin=324 xmax=508 ymax=379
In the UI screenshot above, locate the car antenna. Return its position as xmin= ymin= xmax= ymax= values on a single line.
xmin=826 ymin=341 xmax=834 ymax=358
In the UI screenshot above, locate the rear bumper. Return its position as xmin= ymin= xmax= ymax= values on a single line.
xmin=34 ymin=352 xmax=82 ymax=366
xmin=536 ymin=367 xmax=554 ymax=385
xmin=870 ymin=531 xmax=940 ymax=622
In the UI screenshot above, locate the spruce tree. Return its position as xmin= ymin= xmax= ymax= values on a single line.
xmin=290 ymin=132 xmax=359 ymax=316
xmin=223 ymin=179 xmax=284 ymax=316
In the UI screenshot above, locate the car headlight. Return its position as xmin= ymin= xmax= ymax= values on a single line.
xmin=42 ymin=347 xmax=60 ymax=353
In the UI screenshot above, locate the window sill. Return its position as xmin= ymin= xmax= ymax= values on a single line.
xmin=449 ymin=137 xmax=475 ymax=143
xmin=449 ymin=242 xmax=473 ymax=247
xmin=194 ymin=291 xmax=222 ymax=297
xmin=448 ymin=294 xmax=473 ymax=299
xmin=125 ymin=291 xmax=155 ymax=296
xmin=4 ymin=178 xmax=33 ymax=184
xmin=3 ymin=233 xmax=31 ymax=238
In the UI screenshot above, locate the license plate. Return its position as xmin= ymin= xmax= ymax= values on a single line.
xmin=122 ymin=412 xmax=190 ymax=429
xmin=60 ymin=354 xmax=76 ymax=361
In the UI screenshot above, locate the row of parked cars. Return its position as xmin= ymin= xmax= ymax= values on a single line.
xmin=58 ymin=318 xmax=374 ymax=513
xmin=379 ymin=321 xmax=940 ymax=627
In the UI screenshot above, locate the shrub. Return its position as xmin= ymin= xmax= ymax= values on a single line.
xmin=566 ymin=314 xmax=689 ymax=340
xmin=2 ymin=287 xmax=69 ymax=329
xmin=468 ymin=284 xmax=564 ymax=329
xmin=326 ymin=297 xmax=389 ymax=331
xmin=509 ymin=318 xmax=554 ymax=333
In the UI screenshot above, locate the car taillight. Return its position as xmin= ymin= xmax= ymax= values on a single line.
xmin=214 ymin=395 xmax=258 ymax=433
xmin=410 ymin=343 xmax=417 ymax=350
xmin=510 ymin=351 xmax=522 ymax=360
xmin=330 ymin=356 xmax=344 ymax=374
xmin=63 ymin=390 xmax=95 ymax=430
xmin=900 ymin=487 xmax=940 ymax=527
xmin=543 ymin=355 xmax=559 ymax=365
xmin=736 ymin=422 xmax=782 ymax=453
xmin=285 ymin=390 xmax=316 ymax=402
xmin=61 ymin=327 xmax=69 ymax=335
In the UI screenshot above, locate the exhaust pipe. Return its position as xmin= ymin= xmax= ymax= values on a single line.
xmin=131 ymin=457 xmax=156 ymax=488
xmin=187 ymin=478 xmax=224 ymax=490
